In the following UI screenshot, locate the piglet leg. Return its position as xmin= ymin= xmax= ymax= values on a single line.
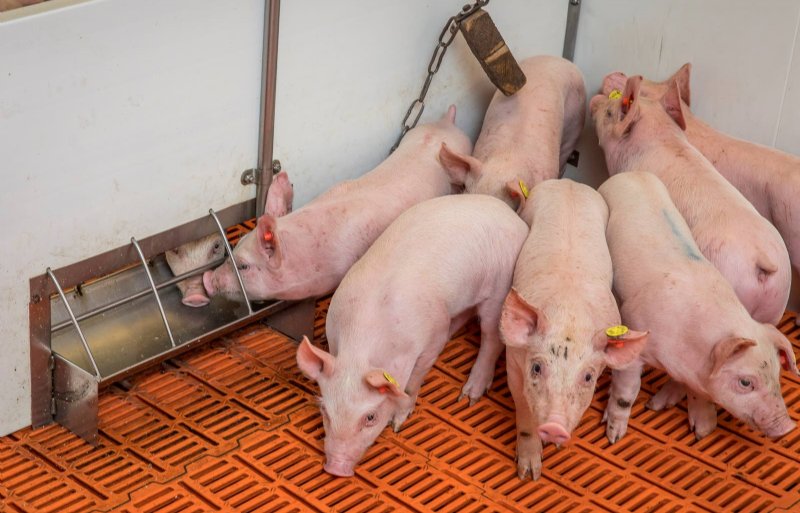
xmin=507 ymin=357 xmax=543 ymax=480
xmin=687 ymin=393 xmax=718 ymax=439
xmin=647 ymin=379 xmax=687 ymax=411
xmin=604 ymin=362 xmax=643 ymax=444
xmin=391 ymin=348 xmax=441 ymax=432
xmin=460 ymin=302 xmax=505 ymax=405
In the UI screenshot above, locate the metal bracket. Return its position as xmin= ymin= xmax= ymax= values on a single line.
xmin=562 ymin=0 xmax=582 ymax=62
xmin=241 ymin=159 xmax=282 ymax=186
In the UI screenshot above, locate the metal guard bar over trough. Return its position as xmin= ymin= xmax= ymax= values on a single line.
xmin=38 ymin=205 xmax=315 ymax=445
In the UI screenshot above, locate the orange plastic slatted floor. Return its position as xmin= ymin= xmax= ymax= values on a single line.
xmin=2 ymin=223 xmax=800 ymax=513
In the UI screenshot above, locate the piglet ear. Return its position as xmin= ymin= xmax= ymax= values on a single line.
xmin=767 ymin=327 xmax=800 ymax=376
xmin=671 ymin=63 xmax=692 ymax=107
xmin=439 ymin=142 xmax=482 ymax=186
xmin=255 ymin=213 xmax=282 ymax=268
xmin=615 ymin=75 xmax=643 ymax=137
xmin=602 ymin=328 xmax=648 ymax=369
xmin=296 ymin=336 xmax=335 ymax=382
xmin=442 ymin=104 xmax=457 ymax=123
xmin=505 ymin=179 xmax=528 ymax=213
xmin=265 ymin=170 xmax=294 ymax=218
xmin=500 ymin=288 xmax=546 ymax=348
xmin=661 ymin=79 xmax=687 ymax=131
xmin=364 ymin=369 xmax=408 ymax=399
xmin=710 ymin=337 xmax=757 ymax=377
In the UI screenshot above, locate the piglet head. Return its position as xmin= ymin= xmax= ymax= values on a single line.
xmin=600 ymin=63 xmax=692 ymax=106
xmin=165 ymin=233 xmax=225 ymax=307
xmin=202 ymin=213 xmax=284 ymax=301
xmin=591 ymin=74 xmax=688 ymax=171
xmin=500 ymin=289 xmax=649 ymax=445
xmin=296 ymin=337 xmax=410 ymax=477
xmin=705 ymin=327 xmax=798 ymax=438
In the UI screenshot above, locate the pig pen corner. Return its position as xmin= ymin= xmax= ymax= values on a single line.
xmin=3 ymin=285 xmax=800 ymax=513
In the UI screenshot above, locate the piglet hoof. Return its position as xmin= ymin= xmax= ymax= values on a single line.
xmin=605 ymin=418 xmax=629 ymax=444
xmin=457 ymin=389 xmax=485 ymax=407
xmin=460 ymin=373 xmax=492 ymax=406
xmin=646 ymin=380 xmax=686 ymax=411
xmin=515 ymin=451 xmax=542 ymax=481
xmin=687 ymin=395 xmax=718 ymax=440
xmin=688 ymin=414 xmax=717 ymax=440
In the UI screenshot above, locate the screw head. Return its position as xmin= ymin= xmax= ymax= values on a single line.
xmin=241 ymin=169 xmax=256 ymax=185
xmin=271 ymin=159 xmax=282 ymax=174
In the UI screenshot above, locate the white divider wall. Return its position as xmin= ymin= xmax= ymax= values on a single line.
xmin=0 ymin=0 xmax=264 ymax=435
xmin=273 ymin=0 xmax=570 ymax=207
xmin=568 ymin=0 xmax=800 ymax=310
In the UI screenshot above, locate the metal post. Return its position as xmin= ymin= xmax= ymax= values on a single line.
xmin=209 ymin=209 xmax=254 ymax=315
xmin=255 ymin=0 xmax=281 ymax=217
xmin=562 ymin=0 xmax=581 ymax=62
xmin=46 ymin=268 xmax=101 ymax=379
xmin=131 ymin=237 xmax=177 ymax=347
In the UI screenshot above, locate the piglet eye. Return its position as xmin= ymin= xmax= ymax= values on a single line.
xmin=739 ymin=378 xmax=752 ymax=388
xmin=238 ymin=263 xmax=249 ymax=271
xmin=367 ymin=413 xmax=375 ymax=422
xmin=364 ymin=412 xmax=377 ymax=427
xmin=213 ymin=242 xmax=221 ymax=250
xmin=584 ymin=372 xmax=593 ymax=383
xmin=531 ymin=363 xmax=542 ymax=375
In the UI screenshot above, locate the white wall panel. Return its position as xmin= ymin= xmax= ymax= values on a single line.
xmin=273 ymin=0 xmax=569 ymax=207
xmin=0 ymin=0 xmax=263 ymax=434
xmin=775 ymin=15 xmax=800 ymax=154
xmin=569 ymin=0 xmax=800 ymax=187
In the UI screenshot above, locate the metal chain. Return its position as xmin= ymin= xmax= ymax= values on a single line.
xmin=390 ymin=0 xmax=490 ymax=153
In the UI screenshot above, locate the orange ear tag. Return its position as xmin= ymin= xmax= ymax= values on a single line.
xmin=606 ymin=325 xmax=629 ymax=349
xmin=378 ymin=386 xmax=388 ymax=394
xmin=780 ymin=353 xmax=788 ymax=370
xmin=263 ymin=230 xmax=274 ymax=242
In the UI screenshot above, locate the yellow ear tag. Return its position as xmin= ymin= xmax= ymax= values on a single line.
xmin=606 ymin=325 xmax=629 ymax=339
xmin=518 ymin=180 xmax=529 ymax=199
xmin=608 ymin=89 xmax=622 ymax=100
xmin=383 ymin=371 xmax=398 ymax=386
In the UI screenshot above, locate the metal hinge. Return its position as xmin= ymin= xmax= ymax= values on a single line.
xmin=241 ymin=159 xmax=282 ymax=186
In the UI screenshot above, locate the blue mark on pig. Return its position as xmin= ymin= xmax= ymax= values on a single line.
xmin=662 ymin=209 xmax=702 ymax=261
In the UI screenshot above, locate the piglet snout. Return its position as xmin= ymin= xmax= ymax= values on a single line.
xmin=324 ymin=458 xmax=355 ymax=477
xmin=180 ymin=278 xmax=211 ymax=307
xmin=538 ymin=416 xmax=570 ymax=445
xmin=763 ymin=417 xmax=796 ymax=439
